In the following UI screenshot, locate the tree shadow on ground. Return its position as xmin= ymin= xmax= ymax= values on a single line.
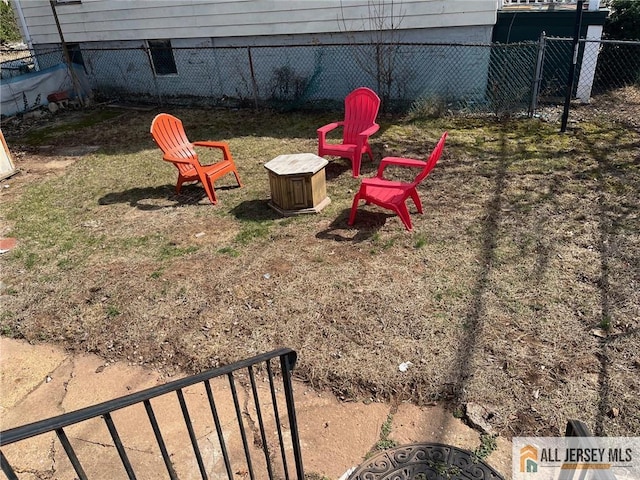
xmin=437 ymin=122 xmax=640 ymax=437
xmin=577 ymin=126 xmax=640 ymax=435
xmin=448 ymin=131 xmax=510 ymax=402
xmin=426 ymin=127 xmax=547 ymax=436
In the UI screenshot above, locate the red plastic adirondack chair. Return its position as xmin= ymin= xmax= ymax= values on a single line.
xmin=348 ymin=132 xmax=448 ymax=231
xmin=317 ymin=87 xmax=381 ymax=177
xmin=150 ymin=113 xmax=242 ymax=204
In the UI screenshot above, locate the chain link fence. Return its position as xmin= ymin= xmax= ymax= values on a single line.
xmin=587 ymin=39 xmax=640 ymax=93
xmin=1 ymin=38 xmax=639 ymax=118
xmin=540 ymin=36 xmax=640 ymax=101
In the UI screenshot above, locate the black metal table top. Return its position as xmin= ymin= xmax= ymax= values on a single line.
xmin=346 ymin=443 xmax=505 ymax=480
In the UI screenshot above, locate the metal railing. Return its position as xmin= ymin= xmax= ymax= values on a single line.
xmin=0 ymin=348 xmax=304 ymax=480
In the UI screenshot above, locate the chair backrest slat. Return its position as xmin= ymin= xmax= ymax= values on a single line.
xmin=103 ymin=412 xmax=137 ymax=479
xmin=343 ymin=87 xmax=381 ymax=144
xmin=176 ymin=388 xmax=209 ymax=479
xmin=562 ymin=420 xmax=618 ymax=480
xmin=414 ymin=132 xmax=448 ymax=186
xmin=150 ymin=113 xmax=197 ymax=158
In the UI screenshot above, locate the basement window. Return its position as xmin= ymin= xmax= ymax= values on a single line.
xmin=148 ymin=40 xmax=178 ymax=76
xmin=67 ymin=43 xmax=86 ymax=72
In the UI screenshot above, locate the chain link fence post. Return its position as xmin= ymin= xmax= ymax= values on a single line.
xmin=143 ymin=43 xmax=163 ymax=107
xmin=246 ymin=47 xmax=260 ymax=111
xmin=530 ymin=32 xmax=547 ymax=117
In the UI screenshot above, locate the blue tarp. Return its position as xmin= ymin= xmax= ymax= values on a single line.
xmin=0 ymin=63 xmax=91 ymax=117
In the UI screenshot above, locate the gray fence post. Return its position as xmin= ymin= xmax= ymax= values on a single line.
xmin=530 ymin=31 xmax=546 ymax=117
xmin=143 ymin=43 xmax=163 ymax=107
xmin=247 ymin=47 xmax=260 ymax=110
xmin=49 ymin=0 xmax=85 ymax=106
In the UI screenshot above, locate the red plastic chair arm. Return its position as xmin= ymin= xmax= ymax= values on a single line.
xmin=356 ymin=123 xmax=381 ymax=150
xmin=317 ymin=121 xmax=344 ymax=143
xmin=193 ymin=141 xmax=232 ymax=160
xmin=193 ymin=140 xmax=228 ymax=147
xmin=376 ymin=157 xmax=428 ymax=178
xmin=317 ymin=122 xmax=343 ymax=134
xmin=358 ymin=123 xmax=380 ymax=139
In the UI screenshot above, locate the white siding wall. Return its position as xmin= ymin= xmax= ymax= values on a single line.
xmin=18 ymin=0 xmax=497 ymax=45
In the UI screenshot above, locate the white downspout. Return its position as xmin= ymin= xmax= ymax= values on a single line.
xmin=13 ymin=0 xmax=40 ymax=71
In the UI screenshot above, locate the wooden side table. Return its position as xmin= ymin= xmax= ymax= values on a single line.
xmin=264 ymin=153 xmax=331 ymax=216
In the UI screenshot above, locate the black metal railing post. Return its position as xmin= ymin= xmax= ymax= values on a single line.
xmin=248 ymin=365 xmax=275 ymax=479
xmin=56 ymin=427 xmax=89 ymax=480
xmin=561 ymin=1 xmax=584 ymax=132
xmin=268 ymin=360 xmax=291 ymax=480
xmin=144 ymin=399 xmax=179 ymax=480
xmin=228 ymin=371 xmax=256 ymax=480
xmin=281 ymin=351 xmax=305 ymax=480
xmin=204 ymin=380 xmax=234 ymax=479
xmin=0 ymin=451 xmax=18 ymax=480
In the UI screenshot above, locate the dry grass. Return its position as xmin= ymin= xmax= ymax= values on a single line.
xmin=1 ymin=93 xmax=638 ymax=439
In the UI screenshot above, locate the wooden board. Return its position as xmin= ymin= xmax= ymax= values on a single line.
xmin=0 ymin=130 xmax=17 ymax=181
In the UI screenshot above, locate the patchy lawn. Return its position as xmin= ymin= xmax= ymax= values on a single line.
xmin=1 ymin=93 xmax=638 ymax=439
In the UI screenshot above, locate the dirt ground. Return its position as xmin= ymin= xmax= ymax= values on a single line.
xmin=1 ymin=88 xmax=639 ymax=443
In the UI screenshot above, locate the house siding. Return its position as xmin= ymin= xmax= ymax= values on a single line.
xmin=15 ymin=1 xmax=499 ymax=111
xmin=18 ymin=0 xmax=497 ymax=45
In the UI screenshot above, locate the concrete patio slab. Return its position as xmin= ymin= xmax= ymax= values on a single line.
xmin=0 ymin=337 xmax=512 ymax=479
